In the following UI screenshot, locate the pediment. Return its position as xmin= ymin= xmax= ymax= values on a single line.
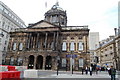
xmin=30 ymin=20 xmax=57 ymax=28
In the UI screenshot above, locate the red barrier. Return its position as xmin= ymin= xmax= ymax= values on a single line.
xmin=1 ymin=65 xmax=16 ymax=71
xmin=0 ymin=71 xmax=20 ymax=79
xmin=8 ymin=66 xmax=16 ymax=71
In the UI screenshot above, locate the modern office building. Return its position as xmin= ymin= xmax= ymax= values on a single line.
xmin=0 ymin=1 xmax=26 ymax=64
xmin=89 ymin=32 xmax=99 ymax=65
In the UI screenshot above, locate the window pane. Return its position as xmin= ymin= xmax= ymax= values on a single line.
xmin=51 ymin=42 xmax=54 ymax=49
xmin=78 ymin=42 xmax=83 ymax=50
xmin=62 ymin=42 xmax=66 ymax=51
xmin=19 ymin=43 xmax=23 ymax=50
xmin=17 ymin=57 xmax=23 ymax=66
xmin=10 ymin=57 xmax=14 ymax=65
xmin=13 ymin=43 xmax=16 ymax=50
xmin=62 ymin=58 xmax=66 ymax=67
xmin=79 ymin=58 xmax=83 ymax=67
xmin=70 ymin=42 xmax=74 ymax=51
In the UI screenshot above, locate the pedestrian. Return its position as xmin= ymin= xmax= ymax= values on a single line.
xmin=96 ymin=67 xmax=99 ymax=74
xmin=85 ymin=66 xmax=88 ymax=75
xmin=89 ymin=66 xmax=93 ymax=76
xmin=82 ymin=67 xmax=84 ymax=75
xmin=109 ymin=66 xmax=116 ymax=80
xmin=107 ymin=66 xmax=110 ymax=75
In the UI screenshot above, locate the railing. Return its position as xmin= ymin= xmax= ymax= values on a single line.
xmin=62 ymin=26 xmax=88 ymax=30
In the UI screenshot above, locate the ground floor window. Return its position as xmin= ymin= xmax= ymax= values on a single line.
xmin=17 ymin=57 xmax=23 ymax=66
xmin=79 ymin=58 xmax=83 ymax=67
xmin=62 ymin=58 xmax=66 ymax=67
xmin=10 ymin=57 xmax=14 ymax=65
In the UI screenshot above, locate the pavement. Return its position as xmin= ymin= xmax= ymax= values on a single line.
xmin=21 ymin=70 xmax=120 ymax=80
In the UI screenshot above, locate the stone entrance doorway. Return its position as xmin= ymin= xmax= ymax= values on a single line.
xmin=45 ymin=56 xmax=52 ymax=70
xmin=28 ymin=55 xmax=34 ymax=69
xmin=36 ymin=55 xmax=43 ymax=69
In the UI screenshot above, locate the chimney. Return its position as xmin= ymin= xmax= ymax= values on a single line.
xmin=114 ymin=28 xmax=117 ymax=35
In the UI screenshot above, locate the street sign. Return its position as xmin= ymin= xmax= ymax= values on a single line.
xmin=72 ymin=55 xmax=77 ymax=58
xmin=66 ymin=55 xmax=71 ymax=58
xmin=66 ymin=54 xmax=77 ymax=58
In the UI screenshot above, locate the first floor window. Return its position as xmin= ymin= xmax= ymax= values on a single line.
xmin=13 ymin=43 xmax=17 ymax=50
xmin=19 ymin=43 xmax=23 ymax=50
xmin=62 ymin=42 xmax=67 ymax=51
xmin=70 ymin=42 xmax=74 ymax=51
xmin=78 ymin=42 xmax=83 ymax=50
xmin=51 ymin=42 xmax=54 ymax=50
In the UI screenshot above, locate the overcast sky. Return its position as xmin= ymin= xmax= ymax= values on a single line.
xmin=1 ymin=0 xmax=119 ymax=40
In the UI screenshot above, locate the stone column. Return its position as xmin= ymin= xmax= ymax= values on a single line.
xmin=33 ymin=55 xmax=37 ymax=69
xmin=76 ymin=42 xmax=78 ymax=52
xmin=23 ymin=56 xmax=29 ymax=67
xmin=30 ymin=33 xmax=33 ymax=49
xmin=43 ymin=57 xmax=46 ymax=70
xmin=53 ymin=32 xmax=56 ymax=50
xmin=32 ymin=34 xmax=35 ymax=49
xmin=28 ymin=33 xmax=32 ymax=49
xmin=25 ymin=33 xmax=29 ymax=49
xmin=36 ymin=33 xmax=40 ymax=49
xmin=45 ymin=33 xmax=48 ymax=49
xmin=52 ymin=57 xmax=56 ymax=70
xmin=56 ymin=32 xmax=59 ymax=50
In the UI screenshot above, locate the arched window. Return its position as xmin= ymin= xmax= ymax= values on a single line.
xmin=13 ymin=43 xmax=16 ymax=50
xmin=70 ymin=42 xmax=74 ymax=51
xmin=62 ymin=42 xmax=67 ymax=51
xmin=19 ymin=43 xmax=23 ymax=50
xmin=78 ymin=42 xmax=83 ymax=50
xmin=10 ymin=57 xmax=14 ymax=65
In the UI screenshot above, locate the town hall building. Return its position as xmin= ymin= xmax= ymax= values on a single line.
xmin=5 ymin=3 xmax=90 ymax=71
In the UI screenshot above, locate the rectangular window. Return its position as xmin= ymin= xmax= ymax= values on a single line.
xmin=78 ymin=42 xmax=83 ymax=50
xmin=70 ymin=42 xmax=74 ymax=51
xmin=51 ymin=42 xmax=54 ymax=49
xmin=62 ymin=42 xmax=67 ymax=51
xmin=2 ymin=22 xmax=5 ymax=27
xmin=0 ymin=5 xmax=3 ymax=11
xmin=62 ymin=58 xmax=66 ymax=67
xmin=37 ymin=42 xmax=40 ymax=49
xmin=10 ymin=57 xmax=14 ymax=65
xmin=52 ymin=16 xmax=57 ymax=22
xmin=13 ymin=43 xmax=17 ymax=50
xmin=5 ymin=41 xmax=7 ymax=45
xmin=19 ymin=43 xmax=23 ymax=50
xmin=79 ymin=58 xmax=83 ymax=67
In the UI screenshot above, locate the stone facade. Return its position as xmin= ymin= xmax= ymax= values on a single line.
xmin=5 ymin=3 xmax=90 ymax=71
xmin=95 ymin=35 xmax=120 ymax=70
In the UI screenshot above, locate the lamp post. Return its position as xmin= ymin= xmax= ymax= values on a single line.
xmin=70 ymin=51 xmax=73 ymax=74
xmin=57 ymin=56 xmax=60 ymax=75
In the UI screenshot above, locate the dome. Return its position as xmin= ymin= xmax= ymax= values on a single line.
xmin=44 ymin=2 xmax=67 ymax=26
xmin=45 ymin=2 xmax=66 ymax=16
